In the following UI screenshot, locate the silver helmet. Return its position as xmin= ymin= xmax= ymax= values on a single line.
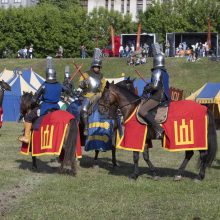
xmin=46 ymin=56 xmax=56 ymax=82
xmin=153 ymin=53 xmax=165 ymax=69
xmin=91 ymin=59 xmax=102 ymax=68
xmin=64 ymin=65 xmax=70 ymax=80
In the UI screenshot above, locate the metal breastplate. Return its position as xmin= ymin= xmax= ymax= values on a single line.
xmin=87 ymin=76 xmax=101 ymax=93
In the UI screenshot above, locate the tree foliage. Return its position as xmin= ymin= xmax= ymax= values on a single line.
xmin=139 ymin=0 xmax=220 ymax=42
xmin=0 ymin=0 xmax=220 ymax=57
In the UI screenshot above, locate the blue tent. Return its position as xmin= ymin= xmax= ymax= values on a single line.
xmin=186 ymin=82 xmax=220 ymax=122
xmin=3 ymin=74 xmax=37 ymax=121
xmin=21 ymin=68 xmax=45 ymax=90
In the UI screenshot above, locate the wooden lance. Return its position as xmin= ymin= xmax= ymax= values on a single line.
xmin=70 ymin=63 xmax=84 ymax=82
xmin=134 ymin=68 xmax=147 ymax=83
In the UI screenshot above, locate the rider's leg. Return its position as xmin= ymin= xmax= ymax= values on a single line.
xmin=18 ymin=108 xmax=38 ymax=143
xmin=80 ymin=98 xmax=90 ymax=136
xmin=81 ymin=112 xmax=89 ymax=136
xmin=138 ymin=99 xmax=164 ymax=139
xmin=18 ymin=121 xmax=32 ymax=143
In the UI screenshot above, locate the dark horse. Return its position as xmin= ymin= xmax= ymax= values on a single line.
xmin=93 ymin=77 xmax=136 ymax=167
xmin=0 ymin=80 xmax=11 ymax=127
xmin=20 ymin=92 xmax=79 ymax=175
xmin=66 ymin=77 xmax=136 ymax=168
xmin=98 ymin=82 xmax=218 ymax=181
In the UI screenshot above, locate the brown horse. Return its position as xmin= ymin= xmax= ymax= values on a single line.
xmin=20 ymin=92 xmax=79 ymax=175
xmin=0 ymin=80 xmax=11 ymax=128
xmin=93 ymin=77 xmax=137 ymax=167
xmin=98 ymin=82 xmax=218 ymax=181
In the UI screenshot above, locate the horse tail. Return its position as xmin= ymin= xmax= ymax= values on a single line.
xmin=63 ymin=118 xmax=78 ymax=167
xmin=206 ymin=110 xmax=218 ymax=167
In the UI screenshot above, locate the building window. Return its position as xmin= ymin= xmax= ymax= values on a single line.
xmin=121 ymin=0 xmax=124 ymax=13
xmin=1 ymin=0 xmax=8 ymax=3
xmin=14 ymin=0 xmax=22 ymax=2
xmin=127 ymin=0 xmax=130 ymax=13
xmin=146 ymin=0 xmax=152 ymax=6
xmin=137 ymin=0 xmax=143 ymax=14
xmin=111 ymin=0 xmax=114 ymax=10
xmin=105 ymin=0 xmax=108 ymax=9
xmin=80 ymin=0 xmax=88 ymax=10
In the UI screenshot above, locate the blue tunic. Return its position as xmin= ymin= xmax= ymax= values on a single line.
xmin=40 ymin=82 xmax=62 ymax=116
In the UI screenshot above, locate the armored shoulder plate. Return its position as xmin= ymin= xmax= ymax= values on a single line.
xmin=151 ymin=69 xmax=162 ymax=88
xmin=87 ymin=76 xmax=101 ymax=93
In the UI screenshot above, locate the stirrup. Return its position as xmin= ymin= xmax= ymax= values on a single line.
xmin=155 ymin=130 xmax=164 ymax=139
xmin=83 ymin=129 xmax=88 ymax=136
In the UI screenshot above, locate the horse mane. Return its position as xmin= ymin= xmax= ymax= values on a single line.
xmin=111 ymin=84 xmax=140 ymax=103
xmin=20 ymin=92 xmax=34 ymax=115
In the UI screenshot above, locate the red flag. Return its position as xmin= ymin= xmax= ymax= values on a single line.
xmin=136 ymin=23 xmax=142 ymax=52
xmin=207 ymin=17 xmax=211 ymax=49
xmin=110 ymin=25 xmax=115 ymax=56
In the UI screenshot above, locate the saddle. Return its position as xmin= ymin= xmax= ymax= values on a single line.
xmin=136 ymin=102 xmax=169 ymax=125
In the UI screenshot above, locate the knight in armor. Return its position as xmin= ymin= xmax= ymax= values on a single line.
xmin=18 ymin=56 xmax=63 ymax=143
xmin=62 ymin=65 xmax=74 ymax=97
xmin=138 ymin=53 xmax=171 ymax=138
xmin=79 ymin=59 xmax=106 ymax=136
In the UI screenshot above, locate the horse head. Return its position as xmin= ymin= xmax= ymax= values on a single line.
xmin=20 ymin=91 xmax=34 ymax=116
xmin=116 ymin=77 xmax=136 ymax=94
xmin=0 ymin=80 xmax=11 ymax=91
xmin=98 ymin=81 xmax=118 ymax=116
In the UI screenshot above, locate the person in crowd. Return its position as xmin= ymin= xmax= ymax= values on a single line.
xmin=165 ymin=41 xmax=170 ymax=57
xmin=119 ymin=45 xmax=124 ymax=57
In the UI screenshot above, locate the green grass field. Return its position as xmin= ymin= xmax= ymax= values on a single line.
xmin=0 ymin=58 xmax=220 ymax=220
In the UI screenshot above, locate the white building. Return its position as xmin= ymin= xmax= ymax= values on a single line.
xmin=80 ymin=0 xmax=165 ymax=21
xmin=0 ymin=0 xmax=38 ymax=9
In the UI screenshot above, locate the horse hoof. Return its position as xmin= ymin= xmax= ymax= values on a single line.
xmin=93 ymin=164 xmax=99 ymax=169
xmin=152 ymin=175 xmax=160 ymax=181
xmin=129 ymin=174 xmax=138 ymax=180
xmin=174 ymin=175 xmax=182 ymax=181
xmin=193 ymin=178 xmax=202 ymax=183
xmin=112 ymin=163 xmax=120 ymax=169
xmin=31 ymin=166 xmax=38 ymax=172
xmin=69 ymin=170 xmax=77 ymax=177
xmin=58 ymin=168 xmax=65 ymax=174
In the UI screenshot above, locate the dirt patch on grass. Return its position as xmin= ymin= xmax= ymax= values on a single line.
xmin=0 ymin=174 xmax=45 ymax=217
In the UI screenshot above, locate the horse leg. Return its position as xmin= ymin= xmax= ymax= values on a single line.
xmin=174 ymin=151 xmax=194 ymax=181
xmin=93 ymin=150 xmax=99 ymax=168
xmin=32 ymin=156 xmax=37 ymax=171
xmin=61 ymin=119 xmax=78 ymax=175
xmin=111 ymin=146 xmax=119 ymax=168
xmin=142 ymin=145 xmax=158 ymax=180
xmin=130 ymin=151 xmax=140 ymax=180
xmin=196 ymin=151 xmax=208 ymax=181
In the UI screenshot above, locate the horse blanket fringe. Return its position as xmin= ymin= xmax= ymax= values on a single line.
xmin=116 ymin=108 xmax=147 ymax=152
xmin=162 ymin=100 xmax=208 ymax=151
xmin=20 ymin=110 xmax=82 ymax=158
xmin=0 ymin=107 xmax=3 ymax=128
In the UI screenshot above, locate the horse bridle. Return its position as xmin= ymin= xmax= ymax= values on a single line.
xmin=99 ymin=88 xmax=141 ymax=111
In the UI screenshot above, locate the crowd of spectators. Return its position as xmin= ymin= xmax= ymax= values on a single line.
xmin=174 ymin=41 xmax=210 ymax=62
xmin=118 ymin=43 xmax=149 ymax=66
xmin=17 ymin=44 xmax=34 ymax=59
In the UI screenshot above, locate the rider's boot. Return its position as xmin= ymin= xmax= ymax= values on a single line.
xmin=18 ymin=122 xmax=32 ymax=143
xmin=82 ymin=114 xmax=89 ymax=136
xmin=144 ymin=113 xmax=164 ymax=139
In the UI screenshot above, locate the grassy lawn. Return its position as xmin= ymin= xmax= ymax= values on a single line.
xmin=0 ymin=58 xmax=220 ymax=220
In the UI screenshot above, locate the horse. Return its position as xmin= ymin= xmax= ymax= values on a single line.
xmin=66 ymin=77 xmax=136 ymax=168
xmin=0 ymin=80 xmax=11 ymax=128
xmin=98 ymin=81 xmax=218 ymax=181
xmin=20 ymin=92 xmax=79 ymax=175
